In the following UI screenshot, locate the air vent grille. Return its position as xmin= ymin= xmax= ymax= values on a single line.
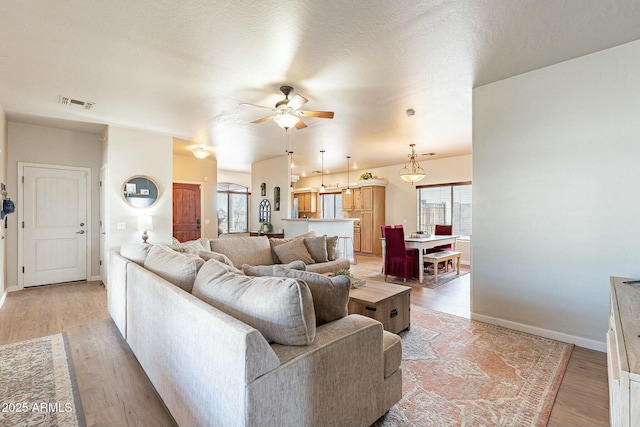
xmin=58 ymin=95 xmax=95 ymax=110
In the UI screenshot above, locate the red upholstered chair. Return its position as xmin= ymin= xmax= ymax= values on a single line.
xmin=384 ymin=227 xmax=419 ymax=282
xmin=382 ymin=225 xmax=418 ymax=257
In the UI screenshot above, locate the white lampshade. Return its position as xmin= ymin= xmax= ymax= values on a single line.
xmin=137 ymin=215 xmax=153 ymax=231
xmin=274 ymin=112 xmax=300 ymax=129
xmin=137 ymin=215 xmax=153 ymax=243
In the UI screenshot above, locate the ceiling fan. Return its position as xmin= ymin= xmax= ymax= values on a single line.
xmin=240 ymin=85 xmax=334 ymax=130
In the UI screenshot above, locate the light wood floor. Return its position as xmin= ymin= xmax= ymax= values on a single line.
xmin=0 ymin=255 xmax=609 ymax=427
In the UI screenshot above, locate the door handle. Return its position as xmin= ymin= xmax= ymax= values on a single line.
xmin=76 ymin=230 xmax=85 ymax=234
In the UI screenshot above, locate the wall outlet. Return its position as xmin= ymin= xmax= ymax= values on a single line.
xmin=204 ymin=219 xmax=210 ymax=225
xmin=117 ymin=222 xmax=127 ymax=230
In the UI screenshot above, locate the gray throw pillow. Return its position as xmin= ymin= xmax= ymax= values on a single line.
xmin=304 ymin=236 xmax=329 ymax=263
xmin=144 ymin=244 xmax=204 ymax=292
xmin=272 ymin=238 xmax=315 ymax=264
xmin=192 ymin=268 xmax=316 ymax=346
xmin=326 ymin=235 xmax=339 ymax=261
xmin=272 ymin=265 xmax=351 ymax=326
xmin=242 ymin=260 xmax=305 ymax=276
xmin=120 ymin=242 xmax=152 ymax=265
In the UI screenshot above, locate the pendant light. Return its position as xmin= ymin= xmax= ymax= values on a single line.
xmin=398 ymin=108 xmax=426 ymax=184
xmin=320 ymin=150 xmax=326 ymax=192
xmin=345 ymin=156 xmax=352 ymax=195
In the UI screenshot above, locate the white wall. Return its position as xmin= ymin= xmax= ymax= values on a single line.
xmin=6 ymin=122 xmax=102 ymax=287
xmin=472 ymin=39 xmax=640 ymax=351
xmin=105 ymin=126 xmax=173 ymax=252
xmin=251 ymin=155 xmax=290 ymax=232
xmin=296 ymin=155 xmax=473 ymax=263
xmin=218 ymin=170 xmax=251 ymax=188
xmin=173 ymin=153 xmax=218 ymax=238
xmin=0 ymin=106 xmax=7 ymax=305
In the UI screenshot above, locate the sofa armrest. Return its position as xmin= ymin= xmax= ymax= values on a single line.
xmin=107 ymin=251 xmax=128 ymax=339
xmin=247 ymin=314 xmax=386 ymax=427
xmin=126 ymin=263 xmax=280 ymax=427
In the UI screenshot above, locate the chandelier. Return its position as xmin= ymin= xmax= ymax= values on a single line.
xmin=398 ymin=143 xmax=425 ymax=184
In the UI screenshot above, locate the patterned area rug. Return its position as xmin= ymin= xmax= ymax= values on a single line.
xmin=375 ymin=307 xmax=573 ymax=427
xmin=367 ymin=266 xmax=470 ymax=289
xmin=0 ymin=333 xmax=86 ymax=427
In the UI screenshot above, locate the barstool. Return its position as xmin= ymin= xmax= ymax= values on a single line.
xmin=337 ymin=236 xmax=357 ymax=264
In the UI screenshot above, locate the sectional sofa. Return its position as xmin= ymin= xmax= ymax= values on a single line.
xmin=107 ymin=241 xmax=402 ymax=427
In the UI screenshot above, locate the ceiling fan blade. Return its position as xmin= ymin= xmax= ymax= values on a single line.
xmin=251 ymin=115 xmax=275 ymax=124
xmin=295 ymin=120 xmax=308 ymax=130
xmin=299 ymin=110 xmax=334 ymax=119
xmin=240 ymin=102 xmax=275 ymax=111
xmin=287 ymin=94 xmax=308 ymax=110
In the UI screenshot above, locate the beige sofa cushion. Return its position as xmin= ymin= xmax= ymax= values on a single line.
xmin=198 ymin=250 xmax=243 ymax=274
xmin=273 ymin=238 xmax=315 ymax=265
xmin=144 ymin=244 xmax=204 ymax=292
xmin=242 ymin=260 xmax=305 ymax=276
xmin=193 ymin=259 xmax=316 ymax=346
xmin=209 ymin=236 xmax=274 ymax=268
xmin=264 ymin=265 xmax=350 ymax=326
xmin=304 ymin=236 xmax=329 ymax=263
xmin=170 ymin=238 xmax=211 ymax=255
xmin=120 ymin=242 xmax=152 ymax=265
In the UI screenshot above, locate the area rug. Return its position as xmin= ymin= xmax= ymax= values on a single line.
xmin=375 ymin=307 xmax=573 ymax=427
xmin=0 ymin=333 xmax=86 ymax=427
xmin=367 ymin=266 xmax=470 ymax=289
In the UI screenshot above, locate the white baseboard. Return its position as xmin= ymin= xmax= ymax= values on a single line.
xmin=90 ymin=275 xmax=101 ymax=282
xmin=470 ymin=312 xmax=606 ymax=352
xmin=0 ymin=290 xmax=6 ymax=309
xmin=460 ymin=261 xmax=470 ymax=266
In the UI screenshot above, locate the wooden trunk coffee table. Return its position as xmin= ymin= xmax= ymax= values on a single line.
xmin=348 ymin=281 xmax=411 ymax=334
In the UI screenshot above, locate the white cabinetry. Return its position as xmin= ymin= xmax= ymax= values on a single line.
xmin=608 ymin=276 xmax=640 ymax=427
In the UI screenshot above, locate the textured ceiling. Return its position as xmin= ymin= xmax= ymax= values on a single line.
xmin=1 ymin=0 xmax=640 ymax=174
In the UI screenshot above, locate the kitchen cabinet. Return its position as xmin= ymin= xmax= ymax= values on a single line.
xmin=294 ymin=191 xmax=317 ymax=213
xmin=343 ymin=184 xmax=385 ymax=256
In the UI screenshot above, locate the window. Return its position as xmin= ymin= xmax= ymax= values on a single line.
xmin=321 ymin=192 xmax=343 ymax=219
xmin=217 ymin=183 xmax=249 ymax=234
xmin=417 ymin=182 xmax=472 ymax=238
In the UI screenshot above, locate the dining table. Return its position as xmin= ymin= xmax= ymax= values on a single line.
xmin=381 ymin=235 xmax=459 ymax=283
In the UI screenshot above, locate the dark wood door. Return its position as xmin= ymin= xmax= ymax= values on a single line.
xmin=173 ymin=183 xmax=201 ymax=242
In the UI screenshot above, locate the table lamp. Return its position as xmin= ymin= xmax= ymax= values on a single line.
xmin=137 ymin=215 xmax=153 ymax=243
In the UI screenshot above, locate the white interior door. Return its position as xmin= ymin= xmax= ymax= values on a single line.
xmin=99 ymin=164 xmax=107 ymax=286
xmin=22 ymin=165 xmax=88 ymax=287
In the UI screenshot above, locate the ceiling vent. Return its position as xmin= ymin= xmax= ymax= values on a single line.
xmin=59 ymin=95 xmax=95 ymax=110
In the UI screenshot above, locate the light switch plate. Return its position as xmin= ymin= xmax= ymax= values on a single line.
xmin=117 ymin=222 xmax=126 ymax=230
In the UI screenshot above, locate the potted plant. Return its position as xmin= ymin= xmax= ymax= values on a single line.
xmin=329 ymin=269 xmax=366 ymax=288
xmin=358 ymin=172 xmax=374 ymax=181
xmin=259 ymin=222 xmax=273 ymax=234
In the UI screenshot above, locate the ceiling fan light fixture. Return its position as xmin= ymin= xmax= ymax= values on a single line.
xmin=191 ymin=145 xmax=210 ymax=159
xmin=399 ymin=144 xmax=425 ymax=184
xmin=274 ymin=111 xmax=300 ymax=129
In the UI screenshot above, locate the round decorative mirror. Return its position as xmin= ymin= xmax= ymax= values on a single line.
xmin=122 ymin=175 xmax=160 ymax=208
